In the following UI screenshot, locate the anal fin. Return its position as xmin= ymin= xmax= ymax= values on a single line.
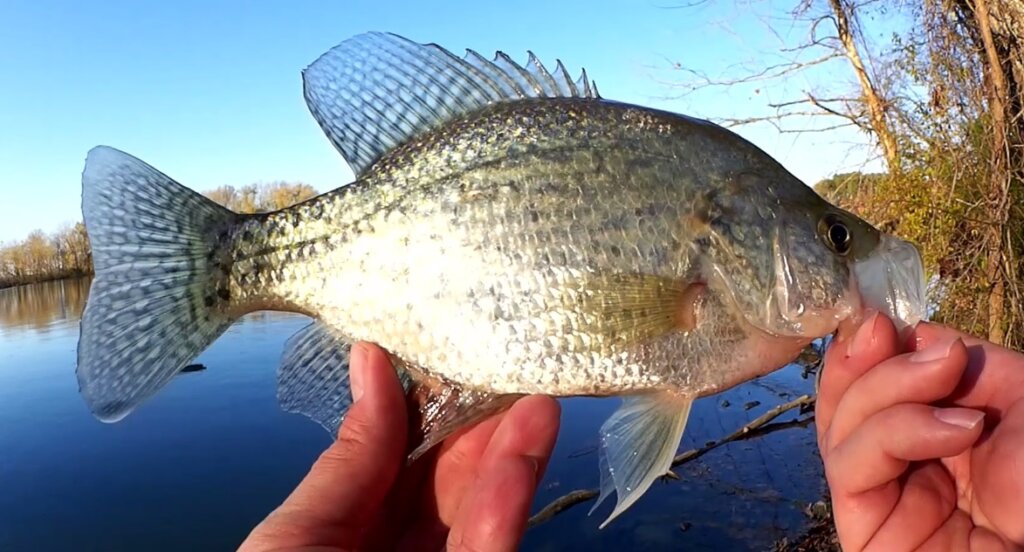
xmin=589 ymin=391 xmax=693 ymax=528
xmin=404 ymin=371 xmax=522 ymax=461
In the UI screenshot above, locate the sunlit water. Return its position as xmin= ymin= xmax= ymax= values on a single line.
xmin=0 ymin=278 xmax=826 ymax=551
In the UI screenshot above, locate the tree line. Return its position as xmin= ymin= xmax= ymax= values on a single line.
xmin=0 ymin=181 xmax=318 ymax=289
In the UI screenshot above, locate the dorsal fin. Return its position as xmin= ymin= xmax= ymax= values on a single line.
xmin=302 ymin=32 xmax=600 ymax=176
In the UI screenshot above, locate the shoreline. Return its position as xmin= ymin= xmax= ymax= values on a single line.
xmin=0 ymin=271 xmax=93 ymax=291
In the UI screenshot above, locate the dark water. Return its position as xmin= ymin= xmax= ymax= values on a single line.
xmin=0 ymin=279 xmax=827 ymax=551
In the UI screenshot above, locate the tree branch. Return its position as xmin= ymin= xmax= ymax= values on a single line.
xmin=526 ymin=394 xmax=817 ymax=529
xmin=667 ymin=52 xmax=843 ymax=90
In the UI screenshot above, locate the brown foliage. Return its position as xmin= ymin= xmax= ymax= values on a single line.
xmin=202 ymin=182 xmax=317 ymax=214
xmin=0 ymin=222 xmax=91 ymax=288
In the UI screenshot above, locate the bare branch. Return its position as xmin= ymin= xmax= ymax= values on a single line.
xmin=668 ymin=51 xmax=844 ymax=90
xmin=768 ymin=96 xmax=860 ymax=108
xmin=526 ymin=395 xmax=817 ymax=529
xmin=778 ymin=122 xmax=861 ymax=133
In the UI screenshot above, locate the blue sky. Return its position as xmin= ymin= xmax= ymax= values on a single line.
xmin=0 ymin=0 xmax=882 ymax=243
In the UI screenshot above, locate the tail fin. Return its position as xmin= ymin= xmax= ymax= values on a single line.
xmin=78 ymin=146 xmax=241 ymax=422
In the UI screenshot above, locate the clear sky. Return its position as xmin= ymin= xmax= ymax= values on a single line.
xmin=0 ymin=0 xmax=882 ymax=243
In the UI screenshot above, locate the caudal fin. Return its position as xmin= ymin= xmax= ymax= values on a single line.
xmin=78 ymin=146 xmax=241 ymax=422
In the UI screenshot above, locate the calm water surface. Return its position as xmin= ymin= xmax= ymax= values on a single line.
xmin=0 ymin=279 xmax=826 ymax=551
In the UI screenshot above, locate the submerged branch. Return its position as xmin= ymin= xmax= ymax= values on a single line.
xmin=526 ymin=394 xmax=817 ymax=529
xmin=526 ymin=489 xmax=600 ymax=528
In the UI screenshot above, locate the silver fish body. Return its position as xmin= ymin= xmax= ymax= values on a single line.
xmin=229 ymin=97 xmax=829 ymax=398
xmin=77 ymin=32 xmax=926 ymax=527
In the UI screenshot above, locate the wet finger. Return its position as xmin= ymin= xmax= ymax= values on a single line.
xmin=913 ymin=509 xmax=972 ymax=552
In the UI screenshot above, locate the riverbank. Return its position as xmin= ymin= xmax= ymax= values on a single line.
xmin=773 ymin=493 xmax=840 ymax=551
xmin=0 ymin=269 xmax=92 ymax=291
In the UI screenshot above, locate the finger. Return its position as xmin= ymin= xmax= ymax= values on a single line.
xmin=826 ymin=337 xmax=967 ymax=449
xmin=827 ymin=404 xmax=983 ymax=552
xmin=429 ymin=412 xmax=508 ymax=521
xmin=249 ymin=343 xmax=408 ymax=548
xmin=862 ymin=463 xmax=957 ymax=552
xmin=909 ymin=322 xmax=1024 ymax=414
xmin=827 ymin=403 xmax=984 ymax=495
xmin=816 ymin=311 xmax=900 ymax=445
xmin=973 ymin=400 xmax=1024 ymax=545
xmin=396 ymin=412 xmax=509 ymax=547
xmin=968 ymin=527 xmax=1021 ymax=552
xmin=445 ymin=455 xmax=540 ymax=552
xmin=915 ymin=509 xmax=972 ymax=552
xmin=474 ymin=395 xmax=560 ymax=476
xmin=447 ymin=395 xmax=560 ymax=552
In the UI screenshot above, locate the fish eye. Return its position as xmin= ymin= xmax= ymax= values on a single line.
xmin=824 ymin=216 xmax=852 ymax=255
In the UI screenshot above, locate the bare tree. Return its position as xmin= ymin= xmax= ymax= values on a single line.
xmin=669 ymin=0 xmax=1024 ymax=347
xmin=666 ymin=1 xmax=901 ymax=173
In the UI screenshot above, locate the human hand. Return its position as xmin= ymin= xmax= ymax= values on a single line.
xmin=239 ymin=342 xmax=561 ymax=552
xmin=816 ymin=313 xmax=1024 ymax=551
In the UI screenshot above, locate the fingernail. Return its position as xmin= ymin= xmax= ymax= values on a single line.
xmin=350 ymin=344 xmax=367 ymax=403
xmin=934 ymin=407 xmax=985 ymax=430
xmin=910 ymin=338 xmax=958 ymax=363
xmin=846 ymin=311 xmax=879 ymax=357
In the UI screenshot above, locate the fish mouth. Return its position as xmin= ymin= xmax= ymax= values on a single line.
xmin=851 ymin=234 xmax=928 ymax=333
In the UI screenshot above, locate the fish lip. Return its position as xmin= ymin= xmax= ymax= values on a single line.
xmin=851 ymin=233 xmax=928 ymax=333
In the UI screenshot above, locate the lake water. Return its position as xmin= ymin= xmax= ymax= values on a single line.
xmin=0 ymin=278 xmax=827 ymax=551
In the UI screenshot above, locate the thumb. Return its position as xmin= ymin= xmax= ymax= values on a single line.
xmin=241 ymin=343 xmax=408 ymax=550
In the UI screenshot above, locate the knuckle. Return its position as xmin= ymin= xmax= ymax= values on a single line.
xmin=325 ymin=412 xmax=379 ymax=464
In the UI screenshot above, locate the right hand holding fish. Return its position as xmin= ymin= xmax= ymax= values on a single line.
xmin=238 ymin=342 xmax=560 ymax=552
xmin=817 ymin=313 xmax=1024 ymax=551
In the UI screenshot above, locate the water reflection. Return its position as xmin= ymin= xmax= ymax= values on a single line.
xmin=0 ymin=277 xmax=91 ymax=333
xmin=0 ymin=278 xmax=825 ymax=551
xmin=0 ymin=278 xmax=299 ymax=336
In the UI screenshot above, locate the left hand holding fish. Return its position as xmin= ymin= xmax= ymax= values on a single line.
xmin=238 ymin=343 xmax=560 ymax=552
xmin=817 ymin=313 xmax=1024 ymax=551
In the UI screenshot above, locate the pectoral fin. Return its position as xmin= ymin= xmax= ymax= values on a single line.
xmin=589 ymin=391 xmax=693 ymax=528
xmin=277 ymin=321 xmax=411 ymax=436
xmin=568 ymin=273 xmax=706 ymax=351
xmin=277 ymin=324 xmax=517 ymax=460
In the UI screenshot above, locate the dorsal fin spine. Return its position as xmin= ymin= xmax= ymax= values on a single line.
xmin=301 ymin=31 xmax=600 ymax=177
xmin=555 ymin=60 xmax=578 ymax=96
xmin=527 ymin=52 xmax=558 ymax=96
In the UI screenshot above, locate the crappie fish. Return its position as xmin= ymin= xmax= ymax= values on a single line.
xmin=77 ymin=32 xmax=926 ymax=526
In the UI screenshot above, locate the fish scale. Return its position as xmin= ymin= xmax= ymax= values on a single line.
xmin=230 ymin=100 xmax=793 ymax=396
xmin=76 ymin=31 xmax=927 ymax=528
